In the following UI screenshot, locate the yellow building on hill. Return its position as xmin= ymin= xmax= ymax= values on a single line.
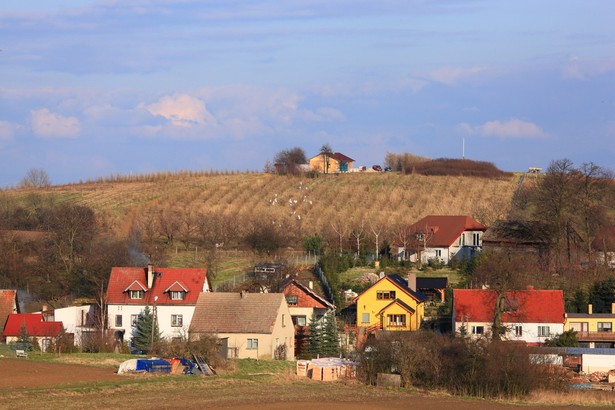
xmin=309 ymin=152 xmax=355 ymax=173
xmin=355 ymin=274 xmax=427 ymax=331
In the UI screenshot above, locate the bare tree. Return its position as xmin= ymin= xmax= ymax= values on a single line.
xmin=370 ymin=220 xmax=384 ymax=262
xmin=330 ymin=219 xmax=348 ymax=255
xmin=19 ymin=168 xmax=51 ymax=188
xmin=273 ymin=147 xmax=308 ymax=175
xmin=350 ymin=217 xmax=366 ymax=257
xmin=320 ymin=144 xmax=333 ymax=174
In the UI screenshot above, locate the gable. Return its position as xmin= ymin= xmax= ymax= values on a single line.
xmin=282 ymin=280 xmax=334 ymax=309
xmin=357 ymin=274 xmax=427 ymax=306
xmin=378 ymin=299 xmax=416 ymax=316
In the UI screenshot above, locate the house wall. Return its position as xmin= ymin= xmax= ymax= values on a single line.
xmin=565 ymin=316 xmax=615 ymax=332
xmin=108 ymin=304 xmax=196 ymax=344
xmin=380 ymin=303 xmax=412 ymax=331
xmin=6 ymin=335 xmax=53 ymax=352
xmin=356 ymin=279 xmax=424 ymax=331
xmin=454 ymin=320 xmax=564 ymax=345
xmin=310 ymin=155 xmax=340 ymax=173
xmin=582 ymin=354 xmax=615 ymax=373
xmin=54 ymin=305 xmax=96 ymax=347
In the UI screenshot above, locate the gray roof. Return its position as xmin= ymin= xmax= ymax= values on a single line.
xmin=189 ymin=292 xmax=285 ymax=334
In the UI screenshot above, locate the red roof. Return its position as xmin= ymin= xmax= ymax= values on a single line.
xmin=331 ymin=152 xmax=355 ymax=163
xmin=453 ymin=289 xmax=565 ymax=324
xmin=3 ymin=313 xmax=62 ymax=337
xmin=106 ymin=266 xmax=208 ymax=305
xmin=404 ymin=215 xmax=487 ymax=247
xmin=0 ymin=290 xmax=18 ymax=331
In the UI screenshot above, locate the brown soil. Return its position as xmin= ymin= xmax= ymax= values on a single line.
xmin=0 ymin=358 xmax=117 ymax=389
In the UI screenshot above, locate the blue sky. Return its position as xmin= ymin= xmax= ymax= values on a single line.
xmin=1 ymin=0 xmax=614 ymax=186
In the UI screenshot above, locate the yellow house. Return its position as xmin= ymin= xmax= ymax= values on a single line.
xmin=355 ymin=274 xmax=427 ymax=331
xmin=309 ymin=152 xmax=355 ymax=173
xmin=565 ymin=303 xmax=615 ymax=348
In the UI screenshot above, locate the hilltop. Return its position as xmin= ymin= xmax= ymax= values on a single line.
xmin=6 ymin=171 xmax=520 ymax=241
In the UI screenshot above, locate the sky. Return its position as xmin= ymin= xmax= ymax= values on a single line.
xmin=0 ymin=0 xmax=614 ymax=187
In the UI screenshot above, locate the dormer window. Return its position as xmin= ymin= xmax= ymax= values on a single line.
xmin=130 ymin=290 xmax=144 ymax=299
xmin=170 ymin=291 xmax=185 ymax=300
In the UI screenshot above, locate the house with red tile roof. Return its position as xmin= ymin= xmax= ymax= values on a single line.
xmin=275 ymin=278 xmax=335 ymax=356
xmin=453 ymin=288 xmax=565 ymax=346
xmin=3 ymin=313 xmax=63 ymax=351
xmin=397 ymin=215 xmax=487 ymax=265
xmin=106 ymin=264 xmax=209 ymax=346
xmin=0 ymin=290 xmax=19 ymax=342
xmin=189 ymin=292 xmax=294 ymax=360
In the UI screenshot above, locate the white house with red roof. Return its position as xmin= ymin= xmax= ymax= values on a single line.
xmin=453 ymin=288 xmax=566 ymax=346
xmin=106 ymin=264 xmax=209 ymax=346
xmin=397 ymin=215 xmax=487 ymax=264
xmin=3 ymin=313 xmax=63 ymax=351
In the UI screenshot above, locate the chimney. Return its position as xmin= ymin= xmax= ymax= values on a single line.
xmin=612 ymin=303 xmax=615 ymax=315
xmin=240 ymin=290 xmax=247 ymax=299
xmin=588 ymin=304 xmax=593 ymax=315
xmin=408 ymin=273 xmax=416 ymax=292
xmin=147 ymin=264 xmax=154 ymax=289
xmin=308 ymin=281 xmax=313 ymax=290
xmin=526 ymin=285 xmax=534 ymax=291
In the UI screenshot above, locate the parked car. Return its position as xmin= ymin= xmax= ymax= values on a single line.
xmin=384 ymin=166 xmax=392 ymax=172
xmin=372 ymin=165 xmax=382 ymax=172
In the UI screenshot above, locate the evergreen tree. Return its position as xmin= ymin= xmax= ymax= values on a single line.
xmin=320 ymin=311 xmax=341 ymax=357
xmin=131 ymin=306 xmax=160 ymax=353
xmin=306 ymin=313 xmax=322 ymax=357
xmin=16 ymin=323 xmax=33 ymax=351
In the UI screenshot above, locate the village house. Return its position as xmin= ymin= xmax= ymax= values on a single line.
xmin=0 ymin=290 xmax=19 ymax=342
xmin=309 ymin=152 xmax=355 ymax=173
xmin=189 ymin=292 xmax=295 ymax=360
xmin=275 ymin=277 xmax=335 ymax=356
xmin=106 ymin=264 xmax=209 ymax=347
xmin=397 ymin=215 xmax=487 ymax=265
xmin=54 ymin=304 xmax=98 ymax=349
xmin=565 ymin=303 xmax=615 ymax=349
xmin=453 ymin=288 xmax=566 ymax=346
xmin=355 ymin=273 xmax=427 ymax=333
xmin=416 ymin=277 xmax=448 ymax=303
xmin=3 ymin=313 xmax=64 ymax=352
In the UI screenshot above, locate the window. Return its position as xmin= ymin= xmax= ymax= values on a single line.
xmin=286 ymin=295 xmax=298 ymax=306
xmin=247 ymin=338 xmax=259 ymax=349
xmin=538 ymin=326 xmax=550 ymax=337
xmin=435 ymin=249 xmax=442 ymax=258
xmin=471 ymin=326 xmax=484 ymax=335
xmin=296 ymin=316 xmax=307 ymax=327
xmin=570 ymin=322 xmax=589 ymax=332
xmin=171 ymin=314 xmax=183 ymax=327
xmin=376 ymin=291 xmax=396 ymax=300
xmin=598 ymin=322 xmax=613 ymax=332
xmin=473 ymin=232 xmax=481 ymax=246
xmin=362 ymin=313 xmax=370 ymax=323
xmin=130 ymin=290 xmax=144 ymax=299
xmin=115 ymin=315 xmax=123 ymax=327
xmin=131 ymin=314 xmax=139 ymax=327
xmin=515 ymin=325 xmax=523 ymax=337
xmin=458 ymin=234 xmax=465 ymax=246
xmin=170 ymin=291 xmax=185 ymax=300
xmin=387 ymin=314 xmax=406 ymax=327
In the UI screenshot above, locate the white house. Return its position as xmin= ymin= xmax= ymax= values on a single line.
xmin=453 ymin=288 xmax=566 ymax=346
xmin=106 ymin=265 xmax=209 ymax=347
xmin=397 ymin=215 xmax=487 ymax=265
xmin=54 ymin=305 xmax=97 ymax=348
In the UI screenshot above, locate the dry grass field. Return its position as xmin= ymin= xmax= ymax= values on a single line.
xmin=8 ymin=171 xmax=519 ymax=240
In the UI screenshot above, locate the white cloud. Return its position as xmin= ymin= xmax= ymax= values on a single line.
xmin=563 ymin=55 xmax=615 ymax=80
xmin=459 ymin=119 xmax=546 ymax=139
xmin=300 ymin=107 xmax=346 ymax=122
xmin=428 ymin=65 xmax=487 ymax=85
xmin=31 ymin=108 xmax=80 ymax=138
xmin=146 ymin=94 xmax=216 ymax=127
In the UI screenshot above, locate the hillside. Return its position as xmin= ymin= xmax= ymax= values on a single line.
xmin=6 ymin=171 xmax=519 ymax=242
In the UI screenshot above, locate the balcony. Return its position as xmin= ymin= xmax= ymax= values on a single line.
xmin=576 ymin=331 xmax=615 ymax=342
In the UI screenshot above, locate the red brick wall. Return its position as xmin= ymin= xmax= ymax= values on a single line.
xmin=284 ymin=283 xmax=327 ymax=308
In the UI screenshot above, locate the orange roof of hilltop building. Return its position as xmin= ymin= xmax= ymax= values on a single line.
xmin=453 ymin=288 xmax=565 ymax=324
xmin=106 ymin=265 xmax=209 ymax=306
xmin=404 ymin=215 xmax=487 ymax=247
xmin=3 ymin=313 xmax=63 ymax=338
